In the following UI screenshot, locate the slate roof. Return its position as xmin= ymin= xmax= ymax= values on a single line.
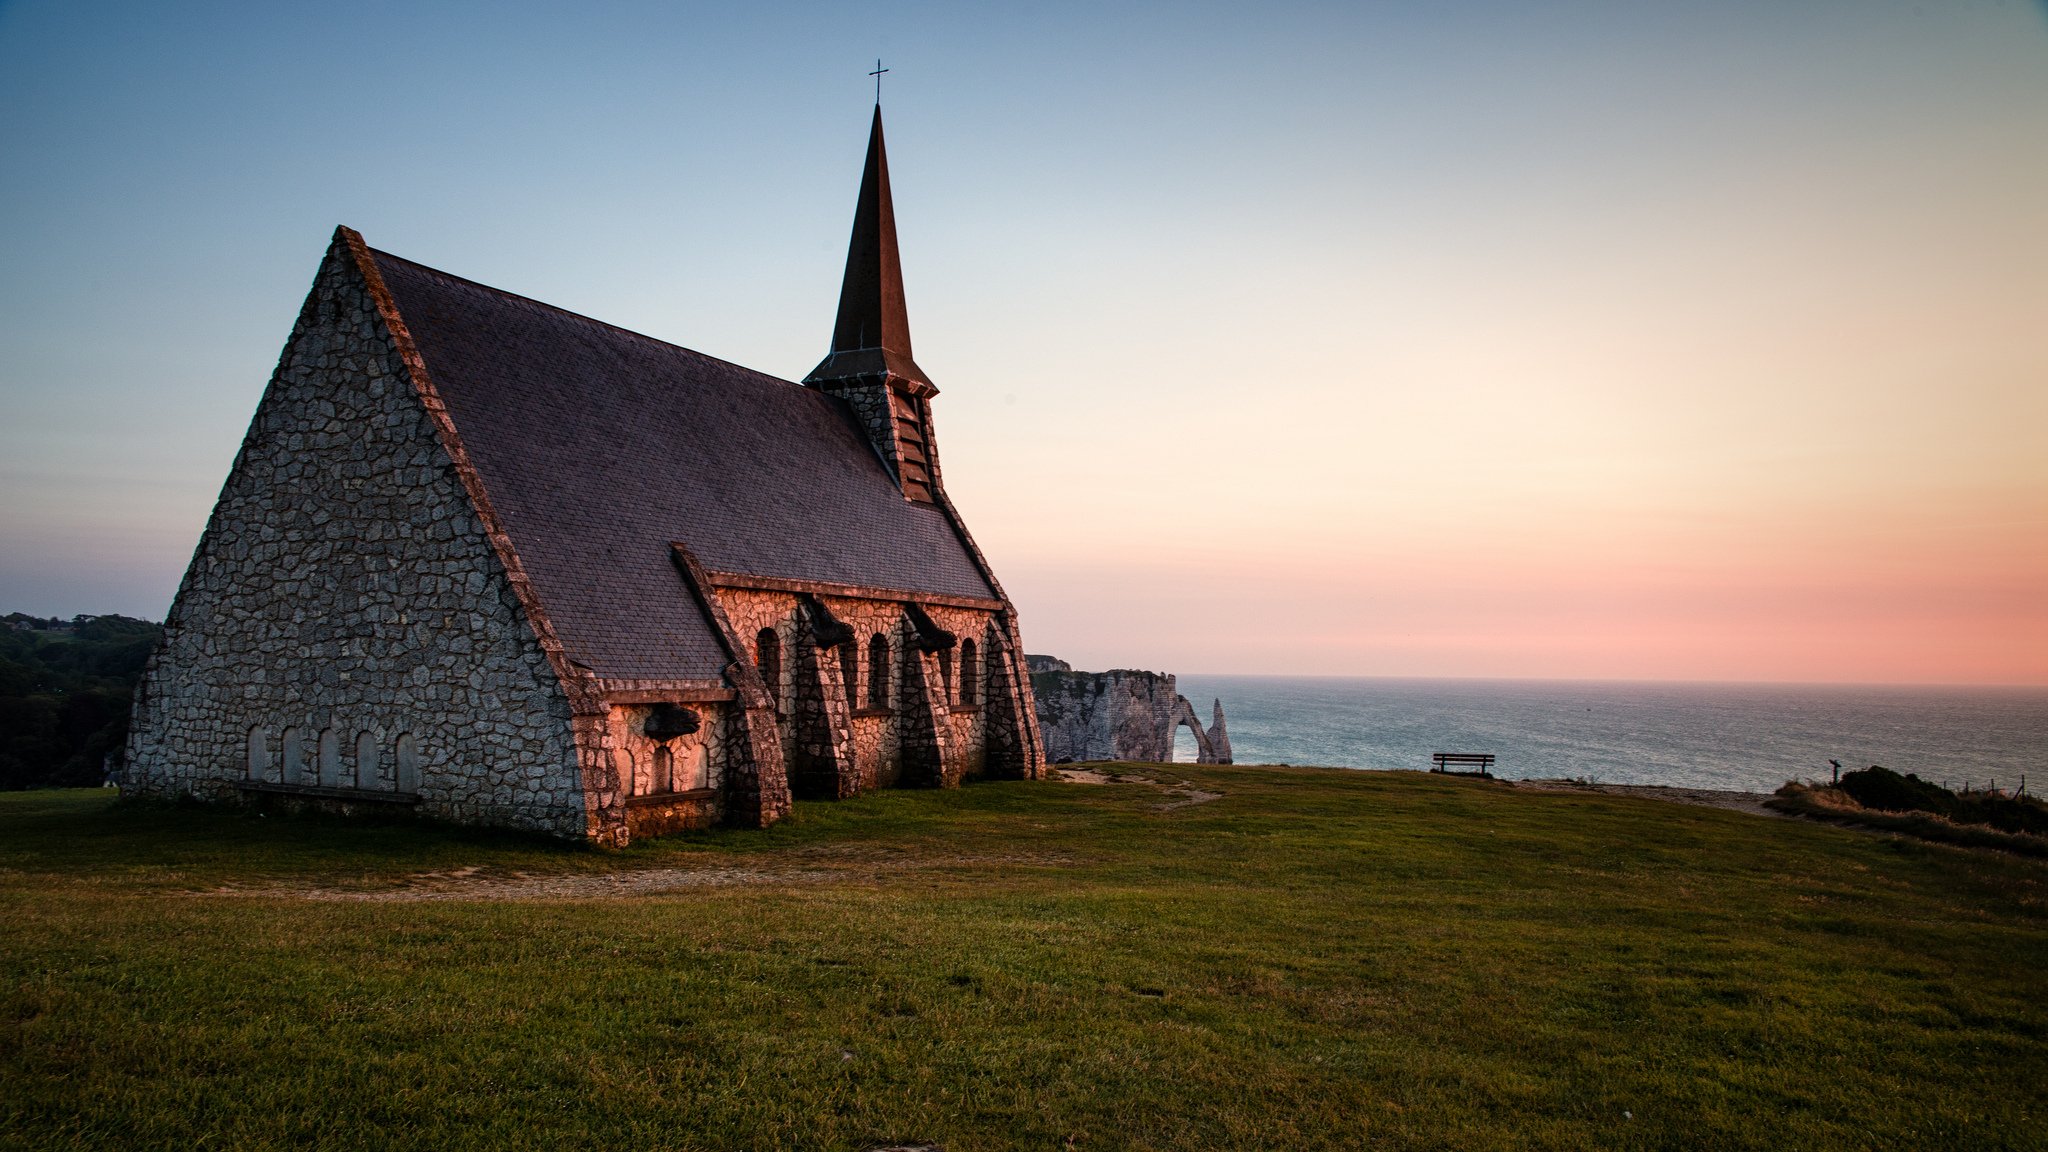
xmin=368 ymin=248 xmax=998 ymax=682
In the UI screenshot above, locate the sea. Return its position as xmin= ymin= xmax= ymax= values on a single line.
xmin=1168 ymin=676 xmax=2048 ymax=795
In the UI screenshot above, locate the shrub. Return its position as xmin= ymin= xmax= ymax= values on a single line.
xmin=0 ymin=614 xmax=160 ymax=789
xmin=1837 ymin=766 xmax=1960 ymax=818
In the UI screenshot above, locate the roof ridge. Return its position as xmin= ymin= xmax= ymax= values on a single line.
xmin=364 ymin=245 xmax=803 ymax=391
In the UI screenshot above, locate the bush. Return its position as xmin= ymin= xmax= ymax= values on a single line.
xmin=1791 ymin=766 xmax=2048 ymax=845
xmin=1769 ymin=781 xmax=2048 ymax=857
xmin=1837 ymin=766 xmax=1961 ymax=818
xmin=1959 ymin=791 xmax=2048 ymax=837
xmin=0 ymin=614 xmax=160 ymax=789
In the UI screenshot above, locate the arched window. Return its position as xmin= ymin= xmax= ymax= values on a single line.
xmin=867 ymin=633 xmax=889 ymax=710
xmin=394 ymin=734 xmax=421 ymax=793
xmin=355 ymin=731 xmax=380 ymax=790
xmin=614 ymin=745 xmax=639 ymax=798
xmin=959 ymin=638 xmax=978 ymax=706
xmin=756 ymin=628 xmax=781 ymax=711
xmin=652 ymin=745 xmax=673 ymax=795
xmin=317 ymin=728 xmax=341 ymax=788
xmin=675 ymin=742 xmax=707 ymax=792
xmin=838 ymin=637 xmax=860 ymax=712
xmin=246 ymin=728 xmax=270 ymax=781
xmin=281 ymin=727 xmax=303 ymax=785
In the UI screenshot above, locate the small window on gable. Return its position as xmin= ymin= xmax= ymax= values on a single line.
xmin=867 ymin=633 xmax=889 ymax=710
xmin=317 ymin=728 xmax=341 ymax=788
xmin=355 ymin=731 xmax=380 ymax=790
xmin=838 ymin=637 xmax=860 ymax=712
xmin=652 ymin=744 xmax=673 ymax=795
xmin=281 ymin=727 xmax=304 ymax=785
xmin=247 ymin=727 xmax=270 ymax=782
xmin=756 ymin=628 xmax=781 ymax=711
xmin=395 ymin=733 xmax=421 ymax=794
xmin=959 ymin=638 xmax=978 ymax=706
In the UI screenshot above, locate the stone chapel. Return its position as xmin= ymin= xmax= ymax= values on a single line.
xmin=123 ymin=107 xmax=1047 ymax=845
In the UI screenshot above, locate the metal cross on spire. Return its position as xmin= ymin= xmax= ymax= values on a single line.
xmin=869 ymin=59 xmax=889 ymax=103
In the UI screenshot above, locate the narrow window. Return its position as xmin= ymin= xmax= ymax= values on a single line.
xmin=316 ymin=728 xmax=341 ymax=787
xmin=652 ymin=745 xmax=673 ymax=795
xmin=395 ymin=733 xmax=421 ymax=793
xmin=614 ymin=745 xmax=639 ymax=798
xmin=959 ymin=638 xmax=978 ymax=706
xmin=679 ymin=743 xmax=707 ymax=791
xmin=756 ymin=628 xmax=781 ymax=711
xmin=867 ymin=633 xmax=889 ymax=710
xmin=281 ymin=727 xmax=303 ymax=785
xmin=838 ymin=637 xmax=860 ymax=712
xmin=355 ymin=731 xmax=380 ymax=790
xmin=247 ymin=728 xmax=270 ymax=781
xmin=938 ymin=647 xmax=953 ymax=703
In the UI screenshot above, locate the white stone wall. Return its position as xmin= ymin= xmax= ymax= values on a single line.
xmin=123 ymin=240 xmax=585 ymax=837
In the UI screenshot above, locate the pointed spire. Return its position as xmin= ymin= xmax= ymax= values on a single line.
xmin=806 ymin=105 xmax=933 ymax=389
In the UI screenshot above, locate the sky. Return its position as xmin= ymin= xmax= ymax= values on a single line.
xmin=1 ymin=0 xmax=2044 ymax=684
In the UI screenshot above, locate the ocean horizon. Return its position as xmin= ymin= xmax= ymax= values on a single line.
xmin=1168 ymin=674 xmax=2048 ymax=795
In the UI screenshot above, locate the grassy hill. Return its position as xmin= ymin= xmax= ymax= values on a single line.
xmin=2 ymin=766 xmax=2043 ymax=1150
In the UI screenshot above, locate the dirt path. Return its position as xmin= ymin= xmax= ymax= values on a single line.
xmin=284 ymin=865 xmax=832 ymax=901
xmin=199 ymin=844 xmax=1081 ymax=903
xmin=1054 ymin=766 xmax=1223 ymax=810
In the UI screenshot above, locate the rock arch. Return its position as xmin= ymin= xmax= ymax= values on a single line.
xmin=1167 ymin=696 xmax=1217 ymax=764
xmin=1030 ymin=662 xmax=1233 ymax=766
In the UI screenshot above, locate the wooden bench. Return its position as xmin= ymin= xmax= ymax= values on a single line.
xmin=1430 ymin=752 xmax=1495 ymax=778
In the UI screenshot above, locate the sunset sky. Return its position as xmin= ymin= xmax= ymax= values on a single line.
xmin=2 ymin=0 xmax=2043 ymax=684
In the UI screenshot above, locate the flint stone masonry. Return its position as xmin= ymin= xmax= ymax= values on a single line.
xmin=124 ymin=237 xmax=585 ymax=837
xmin=718 ymin=588 xmax=1039 ymax=796
xmin=1027 ymin=658 xmax=1232 ymax=765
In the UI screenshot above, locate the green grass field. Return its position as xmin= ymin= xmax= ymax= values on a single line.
xmin=3 ymin=766 xmax=2043 ymax=1150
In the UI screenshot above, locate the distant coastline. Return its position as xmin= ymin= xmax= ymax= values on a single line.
xmin=1170 ymin=674 xmax=2048 ymax=794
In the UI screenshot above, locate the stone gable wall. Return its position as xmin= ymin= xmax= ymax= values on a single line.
xmin=123 ymin=242 xmax=584 ymax=837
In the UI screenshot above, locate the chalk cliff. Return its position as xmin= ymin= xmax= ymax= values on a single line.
xmin=1027 ymin=657 xmax=1231 ymax=765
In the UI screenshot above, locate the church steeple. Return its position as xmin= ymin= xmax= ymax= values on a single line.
xmin=807 ymin=105 xmax=932 ymax=389
xmin=806 ymin=103 xmax=942 ymax=503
